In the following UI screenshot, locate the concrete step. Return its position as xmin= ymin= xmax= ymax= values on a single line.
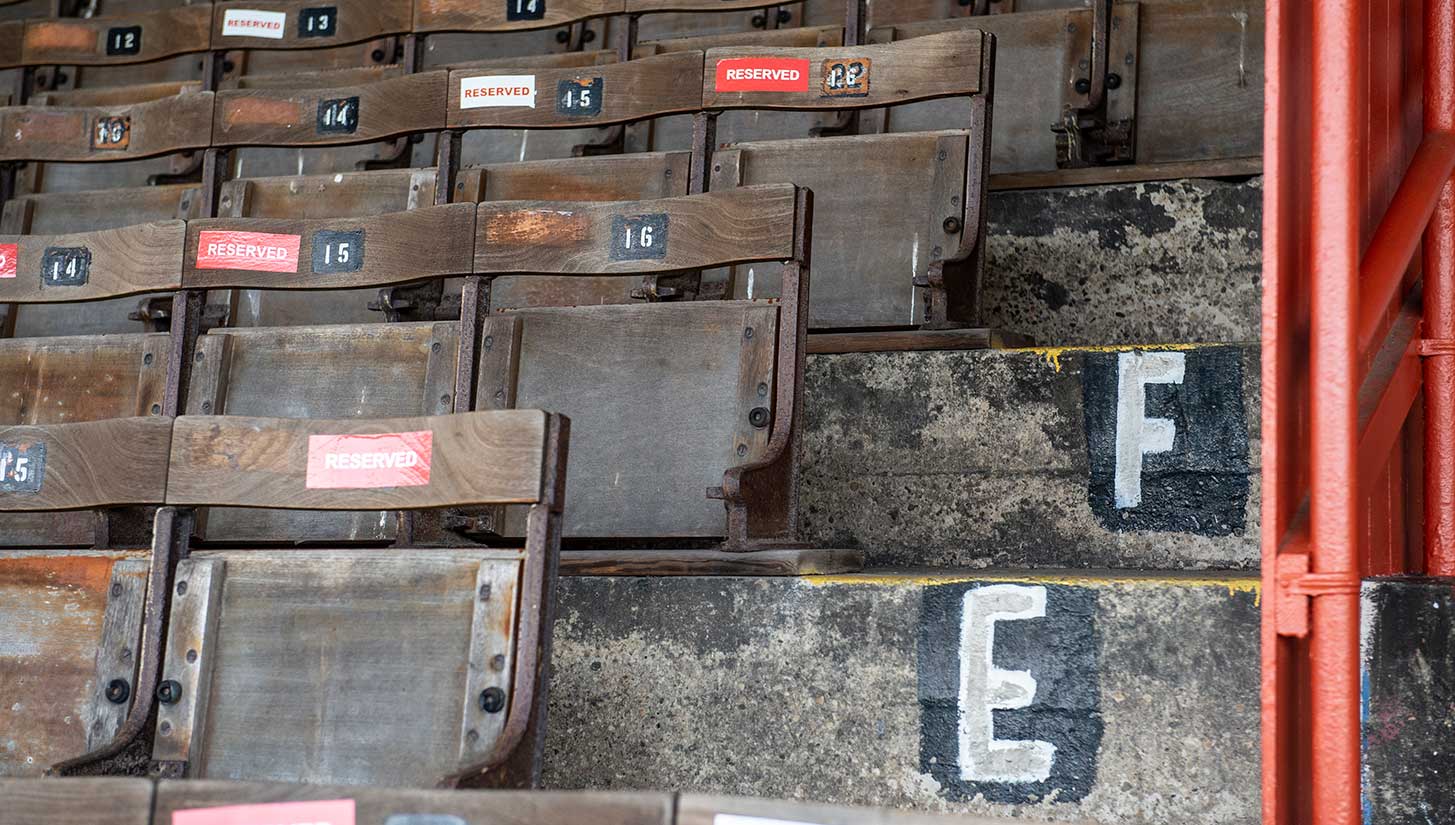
xmin=800 ymin=344 xmax=1260 ymax=571
xmin=545 ymin=570 xmax=1260 ymax=825
xmin=983 ymin=176 xmax=1261 ymax=346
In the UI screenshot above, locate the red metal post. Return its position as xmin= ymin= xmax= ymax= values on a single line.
xmin=1425 ymin=0 xmax=1455 ymax=576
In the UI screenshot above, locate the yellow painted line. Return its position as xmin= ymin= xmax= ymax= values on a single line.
xmin=802 ymin=570 xmax=1260 ymax=601
xmin=1004 ymin=342 xmax=1213 ymax=372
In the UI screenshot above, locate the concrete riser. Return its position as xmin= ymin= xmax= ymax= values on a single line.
xmin=545 ymin=574 xmax=1261 ymax=825
xmin=801 ymin=345 xmax=1261 ymax=570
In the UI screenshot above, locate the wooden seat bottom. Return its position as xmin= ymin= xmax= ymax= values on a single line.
xmin=559 ymin=547 xmax=864 ymax=577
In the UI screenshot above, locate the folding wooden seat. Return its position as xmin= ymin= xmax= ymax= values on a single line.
xmin=154 ymin=781 xmax=670 ymax=825
xmin=866 ymin=1 xmax=1262 ymax=184
xmin=700 ymin=29 xmax=993 ymax=331
xmin=471 ymin=183 xmax=858 ymax=573
xmin=0 ymin=182 xmax=202 ymax=335
xmin=0 ymin=778 xmax=153 ymax=825
xmin=150 ymin=409 xmax=568 ymax=787
xmin=18 ymin=4 xmax=213 ymax=70
xmin=0 ymin=80 xmax=214 ymax=193
xmin=0 ymin=417 xmax=174 ymax=776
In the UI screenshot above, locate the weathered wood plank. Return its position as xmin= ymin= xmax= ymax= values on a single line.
xmin=182 ymin=203 xmax=475 ymax=290
xmin=154 ymin=781 xmax=670 ymax=822
xmin=483 ymin=152 xmax=690 ymax=310
xmin=415 ymin=0 xmax=625 ymax=33
xmin=83 ymin=559 xmax=148 ymax=752
xmin=0 ymin=91 xmax=215 ymax=162
xmin=0 ymin=21 xmax=21 ymax=69
xmin=0 ymin=221 xmax=185 ymax=303
xmin=213 ymin=71 xmax=445 ymax=147
xmin=164 ymin=549 xmax=527 ymax=786
xmin=713 ymin=132 xmax=964 ymax=328
xmin=0 ymin=334 xmax=166 ymax=424
xmin=0 ymin=777 xmax=153 ymax=823
xmin=0 ymin=552 xmax=148 ymax=776
xmin=212 ymin=0 xmax=412 ymax=50
xmin=153 ymin=557 xmax=225 ymax=775
xmin=704 ymin=29 xmax=985 ymax=110
xmin=679 ymin=795 xmax=1035 ymax=825
xmin=446 ymin=51 xmax=702 ymax=129
xmin=0 ymin=418 xmax=172 ymax=511
xmin=167 ymin=411 xmax=548 ymax=510
xmin=457 ymin=559 xmax=522 ymax=770
xmin=22 ymin=5 xmax=213 ymax=66
xmin=476 ymin=185 xmax=797 ymax=275
xmin=502 ymin=302 xmax=774 ymax=538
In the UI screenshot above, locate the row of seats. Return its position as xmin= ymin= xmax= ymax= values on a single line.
xmin=0 ymin=409 xmax=564 ymax=785
xmin=0 ymin=0 xmax=846 ymax=70
xmin=1 ymin=778 xmax=1024 ymax=825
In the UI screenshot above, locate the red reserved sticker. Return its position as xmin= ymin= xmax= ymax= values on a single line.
xmin=715 ymin=57 xmax=811 ymax=92
xmin=195 ymin=230 xmax=301 ymax=273
xmin=305 ymin=431 xmax=433 ymax=490
xmin=173 ymin=799 xmax=355 ymax=825
xmin=0 ymin=244 xmax=16 ymax=278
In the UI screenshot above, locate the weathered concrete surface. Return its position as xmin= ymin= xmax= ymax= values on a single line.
xmin=1361 ymin=577 xmax=1455 ymax=824
xmin=983 ymin=177 xmax=1262 ymax=346
xmin=544 ymin=573 xmax=1260 ymax=825
xmin=800 ymin=345 xmax=1261 ymax=570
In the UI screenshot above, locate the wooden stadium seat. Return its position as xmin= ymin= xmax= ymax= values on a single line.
xmin=0 ymin=82 xmax=214 ymax=164
xmin=212 ymin=69 xmax=446 ymax=149
xmin=210 ymin=0 xmax=412 ymax=52
xmin=151 ymin=409 xmax=568 ymax=788
xmin=154 ymin=781 xmax=671 ymax=825
xmin=414 ymin=0 xmax=625 ymax=35
xmin=0 ymin=182 xmax=203 ymax=336
xmin=702 ymin=28 xmax=993 ymax=330
xmin=0 ymin=418 xmax=174 ymax=776
xmin=0 ymin=778 xmax=153 ymax=825
xmin=471 ymin=183 xmax=858 ymax=572
xmin=19 ymin=5 xmax=213 ymax=68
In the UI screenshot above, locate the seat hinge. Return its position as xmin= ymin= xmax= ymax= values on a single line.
xmin=1275 ymin=552 xmax=1362 ymax=638
xmin=1053 ymin=1 xmax=1140 ymax=168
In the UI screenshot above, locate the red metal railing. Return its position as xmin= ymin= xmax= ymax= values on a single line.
xmin=1263 ymin=1 xmax=1454 ymax=822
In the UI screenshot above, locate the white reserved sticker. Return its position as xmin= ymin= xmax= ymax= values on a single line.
xmin=459 ymin=75 xmax=536 ymax=109
xmin=221 ymin=9 xmax=287 ymax=39
xmin=714 ymin=817 xmax=820 ymax=825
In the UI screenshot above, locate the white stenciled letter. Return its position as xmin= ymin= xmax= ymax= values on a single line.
xmin=958 ymin=584 xmax=1054 ymax=783
xmin=1114 ymin=350 xmax=1185 ymax=508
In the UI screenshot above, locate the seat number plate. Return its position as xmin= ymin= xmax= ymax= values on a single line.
xmin=300 ymin=7 xmax=337 ymax=38
xmin=317 ymin=97 xmax=359 ymax=134
xmin=0 ymin=442 xmax=45 ymax=494
xmin=42 ymin=247 xmax=90 ymax=286
xmin=106 ymin=26 xmax=142 ymax=56
xmin=312 ymin=229 xmax=364 ymax=274
xmin=610 ymin=213 xmax=668 ymax=261
xmin=92 ymin=115 xmax=131 ymax=150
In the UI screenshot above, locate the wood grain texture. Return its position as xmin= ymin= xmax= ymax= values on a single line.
xmin=0 ymin=334 xmax=167 ymax=424
xmin=0 ymin=221 xmax=185 ymax=303
xmin=154 ymin=781 xmax=670 ymax=823
xmin=715 ymin=132 xmax=964 ymax=328
xmin=0 ymin=554 xmax=147 ymax=776
xmin=0 ymin=777 xmax=153 ymax=822
xmin=222 ymin=167 xmax=449 ymax=217
xmin=171 ymin=549 xmax=527 ymax=786
xmin=679 ymin=795 xmax=1039 ymax=825
xmin=8 ymin=184 xmax=199 ymax=234
xmin=0 ymin=91 xmax=214 ymax=162
xmin=446 ymin=51 xmax=702 ymax=129
xmin=560 ymin=547 xmax=864 ymax=575
xmin=84 ymin=558 xmax=148 ymax=751
xmin=704 ymin=29 xmax=985 ymax=110
xmin=213 ymin=71 xmax=445 ymax=147
xmin=153 ymin=556 xmax=225 ymax=772
xmin=0 ymin=418 xmax=172 ymax=511
xmin=627 ymin=0 xmax=779 ymax=14
xmin=501 ymin=302 xmax=773 ymax=538
xmin=192 ymin=323 xmax=455 ymax=544
xmin=22 ymin=5 xmax=213 ymax=66
xmin=212 ymin=0 xmax=412 ymax=49
xmin=647 ymin=23 xmax=844 ymax=54
xmin=166 ymin=411 xmax=548 ymax=509
xmin=483 ymin=151 xmax=689 ymax=310
xmin=415 ymin=0 xmax=624 ymax=33
xmin=475 ymin=184 xmax=797 ymax=275
xmin=0 ymin=20 xmax=22 ymax=69
xmin=183 ymin=203 xmax=475 ymax=290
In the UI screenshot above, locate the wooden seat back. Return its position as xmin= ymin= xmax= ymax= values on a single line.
xmin=152 ymin=410 xmax=568 ymax=789
xmin=154 ymin=781 xmax=672 ymax=825
xmin=211 ymin=0 xmax=413 ymax=52
xmin=19 ymin=5 xmax=213 ymax=68
xmin=0 ymin=778 xmax=153 ymax=825
xmin=414 ymin=0 xmax=625 ymax=34
xmin=472 ymin=183 xmax=808 ymax=548
xmin=700 ymin=29 xmax=993 ymax=329
xmin=0 ymin=84 xmax=215 ymax=164
xmin=0 ymin=418 xmax=172 ymax=777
